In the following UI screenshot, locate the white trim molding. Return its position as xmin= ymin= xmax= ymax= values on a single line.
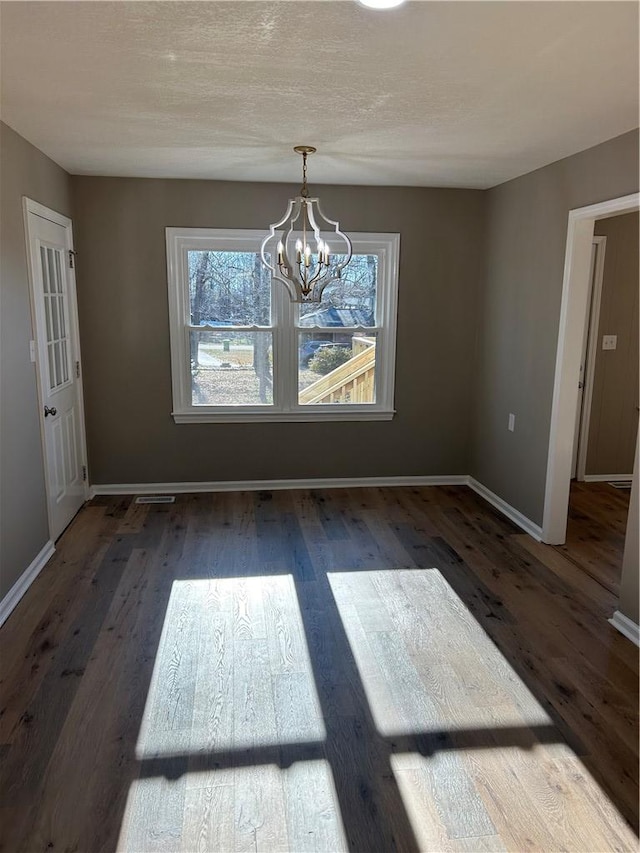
xmin=166 ymin=228 xmax=400 ymax=424
xmin=583 ymin=474 xmax=633 ymax=483
xmin=575 ymin=236 xmax=606 ymax=481
xmin=608 ymin=610 xmax=640 ymax=647
xmin=23 ymin=197 xmax=71 ymax=228
xmin=89 ymin=474 xmax=468 ymax=498
xmin=173 ymin=410 xmax=395 ymax=424
xmin=467 ymin=478 xmax=543 ymax=541
xmin=89 ymin=474 xmax=544 ymax=542
xmin=543 ymin=192 xmax=640 ymax=544
xmin=0 ymin=540 xmax=55 ymax=629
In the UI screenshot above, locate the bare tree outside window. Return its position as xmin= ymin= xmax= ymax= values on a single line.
xmin=187 ymin=250 xmax=273 ymax=405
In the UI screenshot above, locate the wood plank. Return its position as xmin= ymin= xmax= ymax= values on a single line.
xmin=262 ymin=574 xmax=310 ymax=677
xmin=232 ymin=638 xmax=288 ymax=852
xmin=367 ymin=628 xmax=497 ymax=839
xmin=180 ymin=783 xmax=235 ymax=853
xmin=281 ymin=759 xmax=347 ymax=852
xmin=188 ymin=600 xmax=234 ymax=769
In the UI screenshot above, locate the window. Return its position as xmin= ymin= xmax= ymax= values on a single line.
xmin=166 ymin=228 xmax=399 ymax=423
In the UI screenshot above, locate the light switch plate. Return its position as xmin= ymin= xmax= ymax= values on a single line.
xmin=602 ymin=335 xmax=617 ymax=350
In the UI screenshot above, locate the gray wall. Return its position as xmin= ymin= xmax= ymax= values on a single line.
xmin=0 ymin=122 xmax=73 ymax=599
xmin=2 ymin=122 xmax=637 ymax=607
xmin=471 ymin=130 xmax=639 ymax=526
xmin=587 ymin=212 xmax=639 ymax=476
xmin=71 ymin=178 xmax=485 ymax=485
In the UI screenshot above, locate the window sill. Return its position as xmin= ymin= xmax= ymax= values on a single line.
xmin=172 ymin=409 xmax=395 ymax=424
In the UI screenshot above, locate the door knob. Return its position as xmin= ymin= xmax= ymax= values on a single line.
xmin=44 ymin=406 xmax=57 ymax=417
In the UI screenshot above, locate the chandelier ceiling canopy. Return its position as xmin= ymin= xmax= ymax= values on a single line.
xmin=356 ymin=0 xmax=407 ymax=8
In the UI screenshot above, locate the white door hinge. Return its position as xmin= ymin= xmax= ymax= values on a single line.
xmin=76 ymin=360 xmax=80 ymax=378
xmin=68 ymin=250 xmax=77 ymax=269
xmin=82 ymin=465 xmax=87 ymax=482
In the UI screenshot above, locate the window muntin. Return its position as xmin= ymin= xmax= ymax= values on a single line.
xmin=167 ymin=229 xmax=399 ymax=423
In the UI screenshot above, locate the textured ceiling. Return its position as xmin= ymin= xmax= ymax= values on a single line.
xmin=0 ymin=1 xmax=638 ymax=188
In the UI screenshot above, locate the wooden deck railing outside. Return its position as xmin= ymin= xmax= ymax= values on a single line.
xmin=299 ymin=337 xmax=376 ymax=405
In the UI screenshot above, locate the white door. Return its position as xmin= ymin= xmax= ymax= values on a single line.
xmin=24 ymin=200 xmax=87 ymax=540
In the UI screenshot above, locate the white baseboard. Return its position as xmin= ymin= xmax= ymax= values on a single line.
xmin=89 ymin=474 xmax=468 ymax=499
xmin=467 ymin=478 xmax=543 ymax=541
xmin=608 ymin=610 xmax=640 ymax=647
xmin=90 ymin=475 xmax=544 ymax=543
xmin=0 ymin=540 xmax=55 ymax=629
xmin=583 ymin=474 xmax=633 ymax=483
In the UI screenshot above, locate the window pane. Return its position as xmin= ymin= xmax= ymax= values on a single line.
xmin=187 ymin=251 xmax=271 ymax=327
xmin=54 ymin=251 xmax=64 ymax=295
xmin=41 ymin=246 xmax=49 ymax=293
xmin=51 ymin=295 xmax=60 ymax=341
xmin=58 ymin=294 xmax=66 ymax=337
xmin=61 ymin=340 xmax=69 ymax=382
xmin=44 ymin=296 xmax=53 ymax=342
xmin=47 ymin=344 xmax=55 ymax=392
xmin=47 ymin=249 xmax=58 ymax=294
xmin=53 ymin=340 xmax=62 ymax=387
xmin=299 ymin=254 xmax=377 ymax=327
xmin=298 ymin=333 xmax=377 ymax=405
xmin=191 ymin=331 xmax=273 ymax=406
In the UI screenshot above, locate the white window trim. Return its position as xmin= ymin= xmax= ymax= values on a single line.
xmin=166 ymin=228 xmax=399 ymax=423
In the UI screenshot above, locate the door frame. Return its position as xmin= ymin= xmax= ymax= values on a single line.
xmin=542 ymin=191 xmax=639 ymax=544
xmin=22 ymin=197 xmax=89 ymax=537
xmin=574 ymin=235 xmax=607 ymax=481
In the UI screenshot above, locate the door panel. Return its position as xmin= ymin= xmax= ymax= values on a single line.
xmin=26 ymin=207 xmax=86 ymax=539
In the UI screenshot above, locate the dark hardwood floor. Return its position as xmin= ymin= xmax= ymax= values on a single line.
xmin=556 ymin=481 xmax=632 ymax=594
xmin=0 ymin=486 xmax=637 ymax=852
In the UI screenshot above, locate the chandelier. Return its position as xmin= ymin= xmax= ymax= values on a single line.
xmin=260 ymin=146 xmax=352 ymax=303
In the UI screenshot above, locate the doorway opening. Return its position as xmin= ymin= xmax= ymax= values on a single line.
xmin=554 ymin=208 xmax=639 ymax=597
xmin=542 ymin=192 xmax=639 ymax=546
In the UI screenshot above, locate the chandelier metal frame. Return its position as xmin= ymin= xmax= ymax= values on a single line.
xmin=260 ymin=146 xmax=353 ymax=303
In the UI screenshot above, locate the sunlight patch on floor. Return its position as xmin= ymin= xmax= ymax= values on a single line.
xmin=115 ymin=567 xmax=636 ymax=852
xmin=135 ymin=576 xmax=325 ymax=760
xmin=329 ymin=568 xmax=636 ymax=852
xmin=328 ymin=568 xmax=554 ymax=736
xmin=117 ymin=760 xmax=347 ymax=852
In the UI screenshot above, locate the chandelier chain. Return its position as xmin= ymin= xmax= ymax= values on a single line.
xmin=301 ymin=151 xmax=309 ymax=198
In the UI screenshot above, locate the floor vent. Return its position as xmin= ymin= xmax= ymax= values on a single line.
xmin=608 ymin=481 xmax=632 ymax=490
xmin=135 ymin=495 xmax=176 ymax=504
